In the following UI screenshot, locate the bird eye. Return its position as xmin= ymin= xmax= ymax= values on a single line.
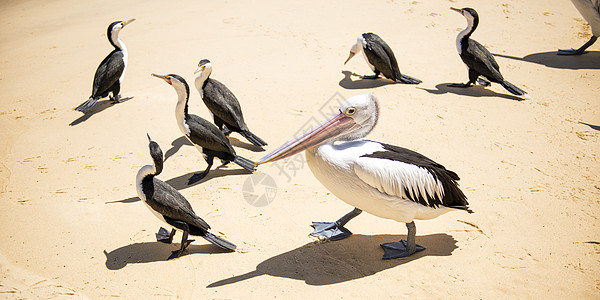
xmin=345 ymin=107 xmax=356 ymax=115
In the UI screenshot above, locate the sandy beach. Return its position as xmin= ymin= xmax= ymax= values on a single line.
xmin=1 ymin=0 xmax=599 ymax=298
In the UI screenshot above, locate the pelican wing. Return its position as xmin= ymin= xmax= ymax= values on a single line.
xmin=354 ymin=142 xmax=468 ymax=209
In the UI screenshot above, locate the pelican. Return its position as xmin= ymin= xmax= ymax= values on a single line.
xmin=256 ymin=93 xmax=472 ymax=259
xmin=559 ymin=0 xmax=600 ymax=55
xmin=75 ymin=19 xmax=135 ymax=112
xmin=136 ymin=134 xmax=236 ymax=259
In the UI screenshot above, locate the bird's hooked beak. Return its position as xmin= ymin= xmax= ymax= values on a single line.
xmin=450 ymin=7 xmax=463 ymax=14
xmin=256 ymin=110 xmax=360 ymax=167
xmin=122 ymin=18 xmax=136 ymax=27
xmin=344 ymin=51 xmax=357 ymax=65
xmin=151 ymin=73 xmax=172 ymax=85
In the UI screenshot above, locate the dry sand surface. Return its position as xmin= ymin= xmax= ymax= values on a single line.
xmin=1 ymin=0 xmax=599 ymax=298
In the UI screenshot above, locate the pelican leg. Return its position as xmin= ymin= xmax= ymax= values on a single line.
xmin=310 ymin=208 xmax=362 ymax=241
xmin=156 ymin=227 xmax=176 ymax=244
xmin=188 ymin=156 xmax=214 ymax=184
xmin=558 ymin=36 xmax=598 ymax=55
xmin=380 ymin=221 xmax=425 ymax=259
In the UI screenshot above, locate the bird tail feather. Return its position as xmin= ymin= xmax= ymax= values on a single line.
xmin=240 ymin=130 xmax=267 ymax=147
xmin=234 ymin=155 xmax=256 ymax=172
xmin=501 ymin=81 xmax=531 ymax=99
xmin=75 ymin=97 xmax=98 ymax=112
xmin=399 ymin=74 xmax=422 ymax=84
xmin=202 ymin=231 xmax=237 ymax=251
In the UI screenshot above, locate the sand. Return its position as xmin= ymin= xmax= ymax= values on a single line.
xmin=0 ymin=0 xmax=599 ymax=298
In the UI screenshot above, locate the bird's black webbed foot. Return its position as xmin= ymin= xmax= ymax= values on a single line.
xmin=447 ymin=82 xmax=472 ymax=88
xmin=380 ymin=240 xmax=425 ymax=259
xmin=156 ymin=227 xmax=176 ymax=244
xmin=310 ymin=221 xmax=353 ymax=241
xmin=188 ymin=172 xmax=208 ymax=184
xmin=360 ymin=74 xmax=380 ymax=80
xmin=167 ymin=240 xmax=194 ymax=260
xmin=477 ymin=78 xmax=491 ymax=87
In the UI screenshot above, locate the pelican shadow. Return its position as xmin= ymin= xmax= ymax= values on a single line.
xmin=339 ymin=71 xmax=397 ymax=90
xmin=580 ymin=121 xmax=600 ymax=131
xmin=69 ymin=97 xmax=133 ymax=126
xmin=420 ymin=83 xmax=523 ymax=101
xmin=208 ymin=233 xmax=457 ymax=287
xmin=104 ymin=241 xmax=231 ymax=270
xmin=493 ymin=51 xmax=600 ymax=70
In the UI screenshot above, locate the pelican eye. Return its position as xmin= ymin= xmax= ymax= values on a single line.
xmin=345 ymin=107 xmax=356 ymax=116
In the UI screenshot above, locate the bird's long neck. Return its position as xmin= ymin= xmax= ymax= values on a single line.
xmin=109 ymin=30 xmax=126 ymax=52
xmin=173 ymin=84 xmax=191 ymax=135
xmin=194 ymin=67 xmax=212 ymax=99
xmin=456 ymin=15 xmax=478 ymax=54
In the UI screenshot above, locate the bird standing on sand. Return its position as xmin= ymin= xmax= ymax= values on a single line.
xmin=256 ymin=93 xmax=472 ymax=259
xmin=344 ymin=33 xmax=422 ymax=84
xmin=449 ymin=7 xmax=530 ymax=99
xmin=152 ymin=73 xmax=255 ymax=184
xmin=75 ymin=19 xmax=135 ymax=112
xmin=558 ymin=0 xmax=600 ymax=55
xmin=194 ymin=59 xmax=267 ymax=147
xmin=136 ymin=134 xmax=236 ymax=260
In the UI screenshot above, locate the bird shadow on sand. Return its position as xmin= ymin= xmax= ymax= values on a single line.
xmin=165 ymin=168 xmax=251 ymax=190
xmin=493 ymin=51 xmax=600 ymax=70
xmin=105 ymin=196 xmax=140 ymax=204
xmin=104 ymin=241 xmax=232 ymax=270
xmin=580 ymin=121 xmax=600 ymax=131
xmin=69 ymin=97 xmax=133 ymax=126
xmin=229 ymin=137 xmax=265 ymax=152
xmin=164 ymin=136 xmax=194 ymax=162
xmin=339 ymin=71 xmax=397 ymax=90
xmin=208 ymin=233 xmax=457 ymax=287
xmin=419 ymin=83 xmax=524 ymax=101
xmin=165 ymin=136 xmax=264 ymax=162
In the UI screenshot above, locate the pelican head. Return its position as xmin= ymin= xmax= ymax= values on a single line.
xmin=257 ymin=93 xmax=379 ymax=166
xmin=344 ymin=35 xmax=364 ymax=65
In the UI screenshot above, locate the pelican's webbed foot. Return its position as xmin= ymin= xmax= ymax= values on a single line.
xmin=310 ymin=221 xmax=353 ymax=241
xmin=380 ymin=240 xmax=425 ymax=259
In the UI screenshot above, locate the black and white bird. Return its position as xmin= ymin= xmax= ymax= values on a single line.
xmin=136 ymin=134 xmax=236 ymax=259
xmin=344 ymin=33 xmax=422 ymax=84
xmin=194 ymin=59 xmax=267 ymax=147
xmin=558 ymin=0 xmax=600 ymax=55
xmin=75 ymin=19 xmax=135 ymax=112
xmin=152 ymin=73 xmax=255 ymax=184
xmin=449 ymin=7 xmax=530 ymax=99
xmin=256 ymin=93 xmax=472 ymax=259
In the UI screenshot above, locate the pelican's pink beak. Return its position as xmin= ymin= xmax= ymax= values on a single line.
xmin=256 ymin=110 xmax=359 ymax=167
